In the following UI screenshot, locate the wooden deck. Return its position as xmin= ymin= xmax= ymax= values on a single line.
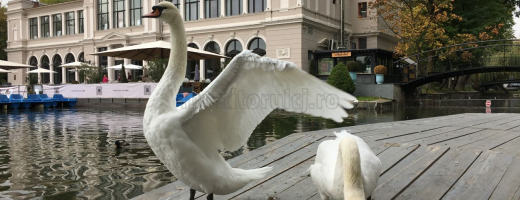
xmin=133 ymin=113 xmax=520 ymax=200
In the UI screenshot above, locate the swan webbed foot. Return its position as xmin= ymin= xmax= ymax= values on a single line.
xmin=189 ymin=189 xmax=196 ymax=200
xmin=206 ymin=193 xmax=213 ymax=200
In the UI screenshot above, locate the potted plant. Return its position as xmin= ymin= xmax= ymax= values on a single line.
xmin=346 ymin=61 xmax=360 ymax=83
xmin=374 ymin=65 xmax=387 ymax=84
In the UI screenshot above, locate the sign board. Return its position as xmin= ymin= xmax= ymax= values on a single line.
xmin=485 ymin=100 xmax=491 ymax=107
xmin=332 ymin=52 xmax=352 ymax=57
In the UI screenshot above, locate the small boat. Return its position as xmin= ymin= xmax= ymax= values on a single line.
xmin=176 ymin=92 xmax=197 ymax=107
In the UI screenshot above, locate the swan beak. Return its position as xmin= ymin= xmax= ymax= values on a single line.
xmin=142 ymin=6 xmax=164 ymax=18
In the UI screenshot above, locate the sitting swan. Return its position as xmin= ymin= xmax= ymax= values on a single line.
xmin=310 ymin=130 xmax=382 ymax=200
xmin=142 ymin=2 xmax=357 ymax=200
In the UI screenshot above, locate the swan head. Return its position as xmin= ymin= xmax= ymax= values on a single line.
xmin=115 ymin=140 xmax=129 ymax=149
xmin=142 ymin=2 xmax=180 ymax=24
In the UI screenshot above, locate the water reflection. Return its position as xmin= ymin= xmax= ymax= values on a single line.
xmin=0 ymin=106 xmax=519 ymax=199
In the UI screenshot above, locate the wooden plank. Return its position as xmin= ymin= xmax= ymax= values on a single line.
xmin=270 ymin=177 xmax=318 ymax=200
xmin=234 ymin=158 xmax=315 ymax=199
xmin=492 ymin=136 xmax=520 ymax=156
xmin=377 ymin=144 xmax=420 ymax=175
xmin=356 ymin=125 xmax=445 ymax=142
xmin=447 ymin=113 xmax=512 ymax=128
xmin=429 ymin=129 xmax=495 ymax=147
xmin=461 ymin=130 xmax=520 ymax=151
xmin=395 ymin=148 xmax=482 ymax=200
xmin=489 ymin=157 xmax=520 ymax=200
xmin=409 ymin=127 xmax=483 ymax=146
xmin=371 ymin=146 xmax=449 ymax=200
xmin=377 ymin=126 xmax=464 ymax=144
xmin=472 ymin=115 xmax=520 ymax=130
xmin=398 ymin=113 xmax=477 ymax=125
xmin=442 ymin=151 xmax=514 ymax=200
xmin=183 ymin=138 xmax=325 ymax=200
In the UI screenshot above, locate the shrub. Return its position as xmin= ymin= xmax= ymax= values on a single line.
xmin=346 ymin=61 xmax=360 ymax=72
xmin=327 ymin=63 xmax=356 ymax=94
xmin=78 ymin=64 xmax=102 ymax=83
xmin=374 ymin=65 xmax=387 ymax=74
xmin=147 ymin=56 xmax=169 ymax=82
xmin=119 ymin=65 xmax=128 ymax=83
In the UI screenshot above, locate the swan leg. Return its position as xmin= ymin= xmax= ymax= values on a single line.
xmin=189 ymin=189 xmax=196 ymax=200
xmin=206 ymin=193 xmax=213 ymax=200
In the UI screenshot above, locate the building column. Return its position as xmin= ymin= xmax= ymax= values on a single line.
xmin=243 ymin=0 xmax=248 ymax=14
xmin=88 ymin=6 xmax=93 ymax=39
xmin=50 ymin=64 xmax=55 ymax=84
xmin=125 ymin=0 xmax=130 ymax=27
xmin=108 ymin=0 xmax=113 ymax=29
xmin=220 ymin=0 xmax=226 ymax=16
xmin=62 ymin=67 xmax=67 ymax=84
xmin=200 ymin=0 xmax=205 ymax=19
xmin=62 ymin=13 xmax=66 ymax=36
xmin=49 ymin=15 xmax=54 ymax=37
xmin=37 ymin=64 xmax=42 ymax=84
xmin=266 ymin=0 xmax=271 ymax=10
xmin=107 ymin=45 xmax=115 ymax=82
xmin=74 ymin=10 xmax=79 ymax=35
xmin=37 ymin=17 xmax=41 ymax=39
xmin=180 ymin=0 xmax=185 ymax=20
xmin=75 ymin=70 xmax=80 ymax=82
xmin=124 ymin=44 xmax=131 ymax=78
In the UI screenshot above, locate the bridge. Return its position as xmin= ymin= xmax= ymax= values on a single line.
xmin=396 ymin=39 xmax=520 ymax=89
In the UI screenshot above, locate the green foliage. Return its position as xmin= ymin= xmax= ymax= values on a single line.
xmin=39 ymin=0 xmax=75 ymax=5
xmin=346 ymin=61 xmax=361 ymax=72
xmin=78 ymin=64 xmax=102 ymax=83
xmin=119 ymin=65 xmax=128 ymax=83
xmin=147 ymin=56 xmax=168 ymax=82
xmin=0 ymin=6 xmax=7 ymax=60
xmin=326 ymin=63 xmax=356 ymax=94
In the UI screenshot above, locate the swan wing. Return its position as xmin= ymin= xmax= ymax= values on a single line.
xmin=180 ymin=51 xmax=356 ymax=151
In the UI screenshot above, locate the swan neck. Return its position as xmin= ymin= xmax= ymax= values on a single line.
xmin=148 ymin=17 xmax=187 ymax=112
xmin=340 ymin=137 xmax=365 ymax=200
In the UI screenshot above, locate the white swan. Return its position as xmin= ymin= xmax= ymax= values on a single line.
xmin=310 ymin=130 xmax=382 ymax=200
xmin=142 ymin=2 xmax=357 ymax=200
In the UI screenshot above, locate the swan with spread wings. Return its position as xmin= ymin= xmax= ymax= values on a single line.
xmin=142 ymin=2 xmax=357 ymax=200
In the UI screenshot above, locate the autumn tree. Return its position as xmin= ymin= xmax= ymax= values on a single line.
xmin=0 ymin=4 xmax=7 ymax=61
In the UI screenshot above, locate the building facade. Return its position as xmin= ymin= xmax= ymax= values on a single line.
xmin=5 ymin=0 xmax=396 ymax=86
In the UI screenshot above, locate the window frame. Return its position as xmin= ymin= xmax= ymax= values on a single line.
xmin=205 ymin=0 xmax=220 ymax=19
xmin=130 ymin=0 xmax=142 ymax=26
xmin=97 ymin=0 xmax=109 ymax=30
xmin=52 ymin=14 xmax=62 ymax=36
xmin=185 ymin=0 xmax=200 ymax=21
xmin=248 ymin=0 xmax=266 ymax=13
xmin=65 ymin=12 xmax=75 ymax=35
xmin=40 ymin=16 xmax=50 ymax=38
xmin=113 ymin=0 xmax=126 ymax=28
xmin=248 ymin=37 xmax=266 ymax=56
xmin=358 ymin=2 xmax=367 ymax=18
xmin=226 ymin=0 xmax=242 ymax=16
xmin=29 ymin=18 xmax=38 ymax=39
xmin=78 ymin=10 xmax=84 ymax=33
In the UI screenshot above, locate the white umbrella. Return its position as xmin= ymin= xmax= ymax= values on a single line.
xmin=59 ymin=61 xmax=96 ymax=68
xmin=27 ymin=68 xmax=57 ymax=74
xmin=0 ymin=69 xmax=12 ymax=73
xmin=0 ymin=60 xmax=32 ymax=70
xmin=91 ymin=40 xmax=228 ymax=61
xmin=107 ymin=64 xmax=143 ymax=70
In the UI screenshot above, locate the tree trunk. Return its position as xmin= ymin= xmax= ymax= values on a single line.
xmin=451 ymin=76 xmax=459 ymax=90
xmin=456 ymin=75 xmax=470 ymax=90
xmin=439 ymin=79 xmax=448 ymax=90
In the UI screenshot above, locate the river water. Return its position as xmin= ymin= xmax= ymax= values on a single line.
xmin=0 ymin=107 xmax=518 ymax=199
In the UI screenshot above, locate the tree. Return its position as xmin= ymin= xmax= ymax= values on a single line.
xmin=0 ymin=5 xmax=7 ymax=61
xmin=326 ymin=63 xmax=356 ymax=94
xmin=119 ymin=65 xmax=128 ymax=83
xmin=147 ymin=56 xmax=168 ymax=82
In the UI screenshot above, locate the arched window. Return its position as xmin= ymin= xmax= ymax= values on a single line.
xmin=225 ymin=39 xmax=242 ymax=58
xmin=187 ymin=43 xmax=199 ymax=80
xmin=64 ymin=53 xmax=75 ymax=83
xmin=29 ymin=56 xmax=38 ymax=70
xmin=53 ymin=55 xmax=63 ymax=84
xmin=248 ymin=37 xmax=266 ymax=56
xmin=204 ymin=42 xmax=221 ymax=80
xmin=41 ymin=56 xmax=50 ymax=84
xmin=78 ymin=52 xmax=85 ymax=62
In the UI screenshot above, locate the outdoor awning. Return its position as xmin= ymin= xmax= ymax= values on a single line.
xmin=0 ymin=60 xmax=32 ymax=70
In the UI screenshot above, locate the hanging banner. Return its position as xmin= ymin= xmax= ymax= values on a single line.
xmin=43 ymin=83 xmax=158 ymax=98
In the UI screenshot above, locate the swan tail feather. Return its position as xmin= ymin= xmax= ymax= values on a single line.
xmin=233 ymin=166 xmax=273 ymax=181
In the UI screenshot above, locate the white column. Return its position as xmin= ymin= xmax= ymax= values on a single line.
xmin=220 ymin=0 xmax=226 ymax=16
xmin=88 ymin=6 xmax=94 ymax=39
xmin=143 ymin=0 xmax=149 ymax=32
xmin=297 ymin=0 xmax=302 ymax=7
xmin=62 ymin=67 xmax=67 ymax=84
xmin=243 ymin=0 xmax=248 ymax=14
xmin=266 ymin=0 xmax=271 ymax=10
xmin=180 ymin=0 xmax=185 ymax=20
xmin=107 ymin=45 xmax=115 ymax=82
xmin=37 ymin=17 xmax=41 ymax=38
xmin=49 ymin=15 xmax=54 ymax=37
xmin=108 ymin=0 xmax=113 ymax=29
xmin=125 ymin=0 xmax=130 ymax=27
xmin=74 ymin=10 xmax=79 ymax=35
xmin=326 ymin=0 xmax=330 ymax=16
xmin=37 ymin=64 xmax=42 ymax=84
xmin=199 ymin=60 xmax=204 ymax=81
xmin=75 ymin=71 xmax=80 ymax=82
xmin=124 ymin=44 xmax=131 ymax=78
xmin=61 ymin=13 xmax=65 ymax=36
xmin=200 ymin=0 xmax=205 ymax=19
xmin=50 ymin=64 xmax=55 ymax=84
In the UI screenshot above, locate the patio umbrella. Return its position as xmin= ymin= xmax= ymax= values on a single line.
xmin=107 ymin=64 xmax=143 ymax=70
xmin=194 ymin=64 xmax=200 ymax=81
xmin=0 ymin=69 xmax=12 ymax=73
xmin=0 ymin=60 xmax=32 ymax=70
xmin=59 ymin=61 xmax=96 ymax=68
xmin=27 ymin=68 xmax=57 ymax=74
xmin=90 ymin=41 xmax=228 ymax=61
